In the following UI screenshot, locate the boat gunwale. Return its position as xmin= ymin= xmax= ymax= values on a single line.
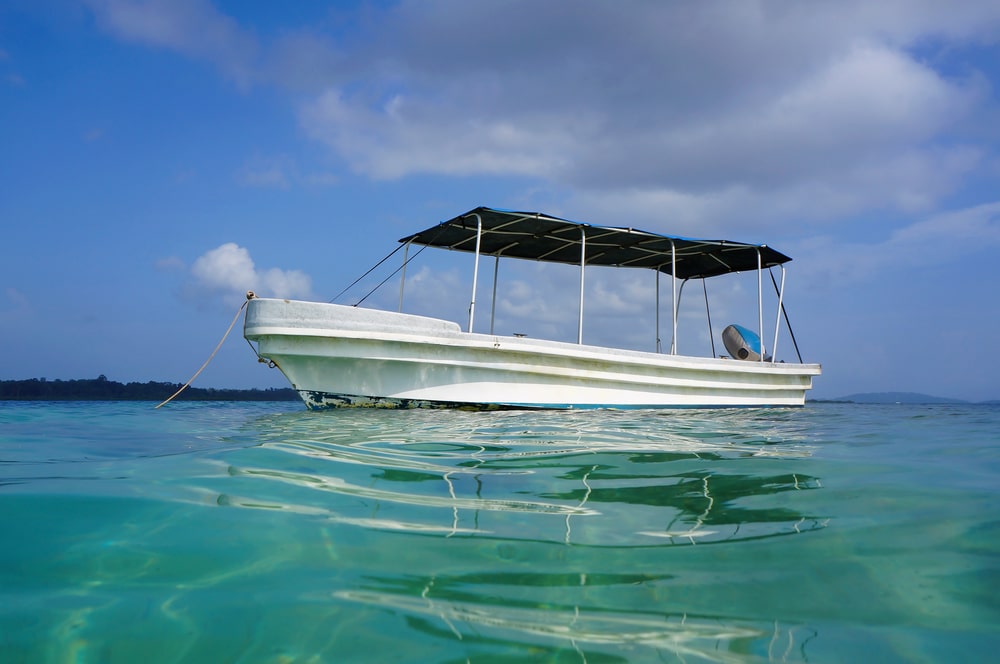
xmin=244 ymin=301 xmax=822 ymax=378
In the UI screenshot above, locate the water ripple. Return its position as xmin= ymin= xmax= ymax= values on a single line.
xmin=193 ymin=408 xmax=827 ymax=547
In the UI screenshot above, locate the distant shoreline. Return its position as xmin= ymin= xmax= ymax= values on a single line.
xmin=0 ymin=376 xmax=299 ymax=402
xmin=3 ymin=378 xmax=995 ymax=405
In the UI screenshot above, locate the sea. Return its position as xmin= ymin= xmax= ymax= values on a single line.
xmin=1 ymin=401 xmax=997 ymax=663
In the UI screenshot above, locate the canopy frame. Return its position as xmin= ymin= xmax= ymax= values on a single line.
xmin=396 ymin=206 xmax=796 ymax=361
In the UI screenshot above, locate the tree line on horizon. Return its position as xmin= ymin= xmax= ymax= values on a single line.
xmin=0 ymin=376 xmax=299 ymax=401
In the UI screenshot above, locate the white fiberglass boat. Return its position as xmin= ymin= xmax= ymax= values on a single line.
xmin=244 ymin=207 xmax=820 ymax=409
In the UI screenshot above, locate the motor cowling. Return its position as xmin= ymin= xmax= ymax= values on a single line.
xmin=723 ymin=324 xmax=767 ymax=361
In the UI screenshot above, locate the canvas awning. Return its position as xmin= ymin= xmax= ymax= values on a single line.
xmin=400 ymin=206 xmax=791 ymax=280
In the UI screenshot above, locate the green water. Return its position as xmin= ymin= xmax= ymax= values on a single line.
xmin=1 ymin=402 xmax=997 ymax=662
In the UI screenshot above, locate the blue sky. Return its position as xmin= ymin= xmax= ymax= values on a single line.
xmin=2 ymin=0 xmax=999 ymax=401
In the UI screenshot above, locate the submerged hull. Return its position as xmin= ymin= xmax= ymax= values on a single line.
xmin=244 ymin=298 xmax=821 ymax=410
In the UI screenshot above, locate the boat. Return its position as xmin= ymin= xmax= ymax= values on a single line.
xmin=243 ymin=206 xmax=821 ymax=409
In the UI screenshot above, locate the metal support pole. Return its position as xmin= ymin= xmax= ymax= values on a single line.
xmin=490 ymin=255 xmax=500 ymax=335
xmin=578 ymin=227 xmax=586 ymax=344
xmin=468 ymin=214 xmax=482 ymax=333
xmin=757 ymin=249 xmax=764 ymax=362
xmin=655 ymin=269 xmax=661 ymax=353
xmin=676 ymin=279 xmax=690 ymax=354
xmin=671 ymin=241 xmax=677 ymax=354
xmin=771 ymin=266 xmax=785 ymax=363
xmin=398 ymin=241 xmax=411 ymax=313
xmin=770 ymin=269 xmax=803 ymax=363
xmin=703 ymin=278 xmax=716 ymax=358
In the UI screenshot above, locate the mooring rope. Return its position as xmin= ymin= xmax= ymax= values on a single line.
xmin=155 ymin=295 xmax=251 ymax=409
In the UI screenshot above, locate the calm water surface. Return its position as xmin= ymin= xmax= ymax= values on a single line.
xmin=1 ymin=401 xmax=997 ymax=662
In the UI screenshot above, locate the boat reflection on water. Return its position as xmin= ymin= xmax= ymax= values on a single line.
xmin=336 ymin=583 xmax=818 ymax=663
xmin=199 ymin=409 xmax=827 ymax=660
xmin=218 ymin=409 xmax=827 ymax=547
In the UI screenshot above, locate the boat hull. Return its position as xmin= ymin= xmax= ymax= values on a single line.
xmin=244 ymin=298 xmax=821 ymax=410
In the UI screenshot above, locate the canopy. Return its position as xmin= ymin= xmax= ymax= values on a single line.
xmin=400 ymin=206 xmax=791 ymax=280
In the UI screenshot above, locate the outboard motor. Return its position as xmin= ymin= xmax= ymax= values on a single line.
xmin=723 ymin=324 xmax=769 ymax=361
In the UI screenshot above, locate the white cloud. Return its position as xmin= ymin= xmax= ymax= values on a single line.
xmin=305 ymin=171 xmax=339 ymax=187
xmin=83 ymin=128 xmax=105 ymax=143
xmin=0 ymin=47 xmax=24 ymax=86
xmin=0 ymin=287 xmax=32 ymax=324
xmin=84 ymin=0 xmax=1000 ymax=237
xmin=4 ymin=287 xmax=30 ymax=309
xmin=387 ymin=265 xmax=467 ymax=323
xmin=84 ymin=0 xmax=259 ymax=87
xmin=288 ymin=1 xmax=995 ymax=232
xmin=571 ymin=143 xmax=984 ymax=239
xmin=888 ymin=201 xmax=1000 ymax=257
xmin=191 ymin=243 xmax=256 ymax=291
xmin=234 ymin=154 xmax=342 ymax=190
xmin=299 ymin=90 xmax=584 ymax=180
xmin=236 ymin=155 xmax=293 ymax=189
xmin=257 ymin=267 xmax=312 ymax=300
xmin=189 ymin=243 xmax=313 ymax=301
xmin=792 ymin=200 xmax=1000 ymax=286
xmin=584 ymin=44 xmax=979 ymax=190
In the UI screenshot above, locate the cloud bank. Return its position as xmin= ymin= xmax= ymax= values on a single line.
xmin=83 ymin=0 xmax=1000 ymax=240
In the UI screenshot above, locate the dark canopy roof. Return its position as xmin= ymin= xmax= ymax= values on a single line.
xmin=399 ymin=206 xmax=791 ymax=280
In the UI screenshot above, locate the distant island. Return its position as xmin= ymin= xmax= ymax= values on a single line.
xmin=0 ymin=376 xmax=299 ymax=401
xmin=815 ymin=391 xmax=998 ymax=405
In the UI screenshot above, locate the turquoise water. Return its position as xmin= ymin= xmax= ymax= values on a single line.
xmin=1 ymin=402 xmax=997 ymax=662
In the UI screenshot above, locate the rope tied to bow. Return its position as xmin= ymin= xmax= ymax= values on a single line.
xmin=155 ymin=292 xmax=254 ymax=409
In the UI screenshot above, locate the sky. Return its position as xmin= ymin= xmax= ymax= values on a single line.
xmin=2 ymin=0 xmax=1000 ymax=402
